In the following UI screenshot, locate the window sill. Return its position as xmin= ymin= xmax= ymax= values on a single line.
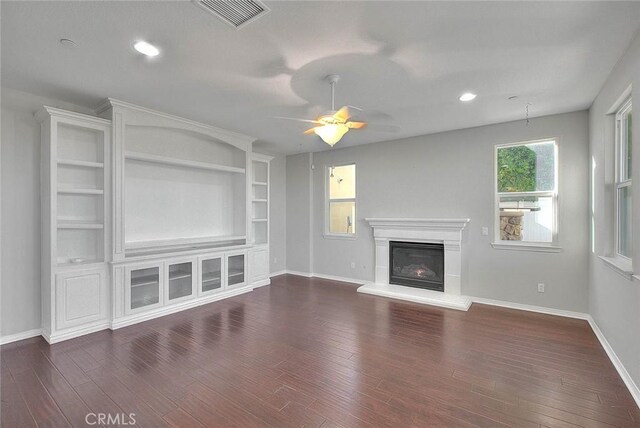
xmin=323 ymin=233 xmax=357 ymax=241
xmin=490 ymin=242 xmax=563 ymax=253
xmin=599 ymin=256 xmax=633 ymax=280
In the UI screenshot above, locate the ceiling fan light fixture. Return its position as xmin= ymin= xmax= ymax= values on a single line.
xmin=314 ymin=124 xmax=349 ymax=147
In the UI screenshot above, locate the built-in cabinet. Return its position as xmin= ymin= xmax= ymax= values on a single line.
xmin=39 ymin=100 xmax=272 ymax=343
xmin=249 ymin=153 xmax=273 ymax=285
xmin=37 ymin=107 xmax=112 ymax=343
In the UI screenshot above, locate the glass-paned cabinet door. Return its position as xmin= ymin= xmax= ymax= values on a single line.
xmin=227 ymin=253 xmax=246 ymax=288
xmin=200 ymin=256 xmax=223 ymax=296
xmin=128 ymin=265 xmax=162 ymax=313
xmin=166 ymin=260 xmax=195 ymax=303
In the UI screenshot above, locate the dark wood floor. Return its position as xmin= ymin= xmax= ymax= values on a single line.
xmin=2 ymin=274 xmax=639 ymax=427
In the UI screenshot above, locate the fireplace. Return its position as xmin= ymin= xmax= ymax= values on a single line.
xmin=389 ymin=241 xmax=444 ymax=292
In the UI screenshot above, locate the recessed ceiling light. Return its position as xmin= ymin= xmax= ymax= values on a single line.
xmin=133 ymin=41 xmax=159 ymax=57
xmin=459 ymin=92 xmax=477 ymax=102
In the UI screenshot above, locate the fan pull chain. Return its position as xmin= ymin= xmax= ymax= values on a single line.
xmin=525 ymin=103 xmax=531 ymax=126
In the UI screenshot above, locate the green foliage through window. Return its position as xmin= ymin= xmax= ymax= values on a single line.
xmin=497 ymin=142 xmax=555 ymax=192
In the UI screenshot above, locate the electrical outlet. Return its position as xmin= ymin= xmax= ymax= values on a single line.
xmin=537 ymin=283 xmax=545 ymax=293
xmin=273 ymin=257 xmax=278 ymax=264
xmin=350 ymin=262 xmax=356 ymax=269
xmin=481 ymin=226 xmax=489 ymax=236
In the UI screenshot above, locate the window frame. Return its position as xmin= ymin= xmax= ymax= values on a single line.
xmin=492 ymin=138 xmax=560 ymax=251
xmin=615 ymin=98 xmax=632 ymax=260
xmin=324 ymin=163 xmax=357 ymax=239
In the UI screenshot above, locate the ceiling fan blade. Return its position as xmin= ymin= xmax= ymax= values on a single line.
xmin=333 ymin=106 xmax=351 ymax=122
xmin=347 ymin=121 xmax=367 ymax=129
xmin=274 ymin=116 xmax=321 ymax=124
xmin=303 ymin=127 xmax=319 ymax=135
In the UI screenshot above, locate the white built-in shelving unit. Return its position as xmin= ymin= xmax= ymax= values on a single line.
xmin=248 ymin=153 xmax=273 ymax=285
xmin=38 ymin=99 xmax=272 ymax=343
xmin=37 ymin=107 xmax=111 ymax=341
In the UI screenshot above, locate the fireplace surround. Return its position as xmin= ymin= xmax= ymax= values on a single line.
xmin=357 ymin=218 xmax=471 ymax=310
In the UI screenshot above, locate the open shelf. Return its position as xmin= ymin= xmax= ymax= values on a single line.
xmin=57 ymin=220 xmax=104 ymax=230
xmin=252 ymin=218 xmax=268 ymax=222
xmin=252 ymin=181 xmax=267 ymax=186
xmin=125 ymin=151 xmax=246 ymax=174
xmin=125 ymin=235 xmax=247 ymax=251
xmin=252 ymin=199 xmax=267 ymax=203
xmin=58 ymin=187 xmax=104 ymax=195
xmin=57 ymin=158 xmax=104 ymax=168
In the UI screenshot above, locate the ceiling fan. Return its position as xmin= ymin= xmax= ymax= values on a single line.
xmin=277 ymin=74 xmax=368 ymax=147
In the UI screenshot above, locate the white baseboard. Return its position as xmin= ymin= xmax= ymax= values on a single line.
xmin=311 ymin=272 xmax=364 ymax=285
xmin=0 ymin=328 xmax=42 ymax=345
xmin=471 ymin=297 xmax=590 ymax=320
xmin=269 ymin=269 xmax=287 ymax=277
xmin=43 ymin=322 xmax=111 ymax=344
xmin=587 ymin=316 xmax=640 ymax=408
xmin=283 ymin=270 xmax=313 ymax=278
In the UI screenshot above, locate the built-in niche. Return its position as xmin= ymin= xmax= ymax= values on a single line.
xmin=123 ymin=125 xmax=247 ymax=251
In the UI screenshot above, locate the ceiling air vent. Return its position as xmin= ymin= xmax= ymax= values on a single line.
xmin=192 ymin=0 xmax=270 ymax=29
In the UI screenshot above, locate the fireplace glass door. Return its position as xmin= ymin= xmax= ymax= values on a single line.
xmin=389 ymin=242 xmax=444 ymax=291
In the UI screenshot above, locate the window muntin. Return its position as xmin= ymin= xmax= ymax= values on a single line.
xmin=495 ymin=140 xmax=558 ymax=244
xmin=615 ymin=99 xmax=632 ymax=258
xmin=326 ymin=164 xmax=356 ymax=236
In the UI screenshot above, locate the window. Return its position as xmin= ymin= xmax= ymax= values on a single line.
xmin=615 ymin=98 xmax=632 ymax=259
xmin=495 ymin=139 xmax=558 ymax=246
xmin=326 ymin=164 xmax=356 ymax=236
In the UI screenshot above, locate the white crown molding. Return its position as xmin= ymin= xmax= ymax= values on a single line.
xmin=35 ymin=105 xmax=111 ymax=125
xmin=94 ymin=98 xmax=255 ymax=148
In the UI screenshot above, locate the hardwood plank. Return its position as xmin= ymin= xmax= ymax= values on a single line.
xmin=12 ymin=369 xmax=70 ymax=427
xmin=1 ymin=369 xmax=38 ymax=428
xmin=1 ymin=275 xmax=637 ymax=427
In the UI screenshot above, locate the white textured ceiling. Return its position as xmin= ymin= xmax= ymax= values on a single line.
xmin=2 ymin=1 xmax=640 ymax=154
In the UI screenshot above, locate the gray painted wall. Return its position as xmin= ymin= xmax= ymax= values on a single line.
xmin=285 ymin=153 xmax=312 ymax=273
xmin=268 ymin=153 xmax=287 ymax=274
xmin=589 ymin=32 xmax=640 ymax=387
xmin=287 ymin=110 xmax=590 ymax=313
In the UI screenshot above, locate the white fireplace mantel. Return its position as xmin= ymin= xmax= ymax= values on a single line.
xmin=357 ymin=217 xmax=472 ymax=311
